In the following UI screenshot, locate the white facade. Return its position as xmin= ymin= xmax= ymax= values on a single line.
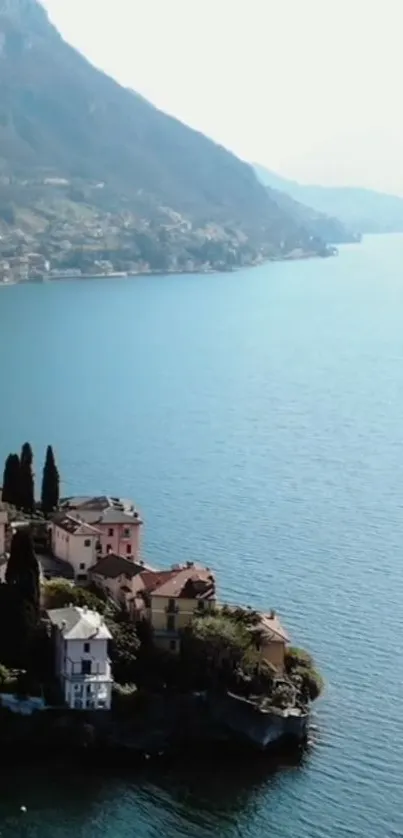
xmin=51 ymin=516 xmax=100 ymax=580
xmin=48 ymin=606 xmax=113 ymax=711
xmin=0 ymin=557 xmax=8 ymax=583
xmin=0 ymin=507 xmax=8 ymax=556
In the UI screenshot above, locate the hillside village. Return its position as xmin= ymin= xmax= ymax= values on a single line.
xmin=0 ymin=177 xmax=248 ymax=284
xmin=0 ymin=443 xmax=321 ymax=749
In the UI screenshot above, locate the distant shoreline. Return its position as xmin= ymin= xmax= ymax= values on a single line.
xmin=0 ymin=248 xmax=338 ymax=287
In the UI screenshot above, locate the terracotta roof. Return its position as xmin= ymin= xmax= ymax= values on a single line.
xmin=139 ymin=569 xmax=178 ymax=593
xmin=140 ymin=565 xmax=216 ymax=600
xmin=90 ymin=553 xmax=145 ymax=580
xmin=253 ymin=612 xmax=289 ymax=644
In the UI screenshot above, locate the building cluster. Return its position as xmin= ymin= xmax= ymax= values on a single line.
xmin=0 ymin=494 xmax=289 ymax=713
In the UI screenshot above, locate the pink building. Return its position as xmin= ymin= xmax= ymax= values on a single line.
xmin=59 ymin=496 xmax=142 ymax=560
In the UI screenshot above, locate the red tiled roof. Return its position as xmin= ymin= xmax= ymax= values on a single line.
xmin=140 ymin=565 xmax=216 ymax=600
xmin=139 ymin=569 xmax=179 ymax=593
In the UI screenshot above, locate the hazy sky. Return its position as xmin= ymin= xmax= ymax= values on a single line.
xmin=42 ymin=0 xmax=403 ymax=195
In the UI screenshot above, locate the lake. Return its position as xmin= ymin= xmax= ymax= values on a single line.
xmin=0 ymin=234 xmax=403 ymax=837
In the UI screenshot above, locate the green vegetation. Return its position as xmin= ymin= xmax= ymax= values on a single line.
xmin=180 ymin=609 xmax=323 ymax=707
xmin=0 ymin=529 xmax=40 ymax=669
xmin=2 ymin=453 xmax=21 ymax=506
xmin=284 ymin=646 xmax=324 ymax=702
xmin=41 ymin=578 xmax=108 ymax=614
xmin=41 ymin=445 xmax=60 ymax=516
xmin=0 ymin=664 xmax=20 ymax=694
xmin=19 ymin=442 xmax=35 ymax=513
xmin=107 ymin=616 xmax=140 ymax=686
xmin=1 ymin=442 xmax=60 ymax=514
xmin=6 ymin=528 xmax=39 ymax=611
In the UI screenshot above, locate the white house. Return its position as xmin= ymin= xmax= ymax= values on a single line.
xmin=0 ymin=505 xmax=8 ymax=556
xmin=51 ymin=515 xmax=100 ymax=581
xmin=59 ymin=496 xmax=142 ymax=560
xmin=47 ymin=606 xmax=113 ymax=710
xmin=0 ymin=556 xmax=8 ymax=583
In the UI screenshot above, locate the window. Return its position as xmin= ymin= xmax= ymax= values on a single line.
xmin=126 ymin=544 xmax=132 ymax=555
xmin=169 ymin=640 xmax=177 ymax=652
xmin=197 ymin=600 xmax=205 ymax=611
xmin=123 ymin=527 xmax=131 ymax=539
xmin=108 ymin=528 xmax=114 ymax=537
xmin=79 ymin=563 xmax=86 ymax=570
xmin=167 ymin=615 xmax=175 ymax=632
xmin=168 ymin=598 xmax=175 ymax=612
xmin=106 ymin=544 xmax=112 ymax=553
xmin=84 ymin=539 xmax=91 ymax=548
xmin=81 ymin=660 xmax=92 ymax=675
xmin=84 ymin=642 xmax=90 ymax=654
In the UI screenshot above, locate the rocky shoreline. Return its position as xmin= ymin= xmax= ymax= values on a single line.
xmin=0 ymin=690 xmax=310 ymax=758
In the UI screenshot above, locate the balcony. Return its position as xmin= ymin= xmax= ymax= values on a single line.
xmin=64 ymin=657 xmax=112 ymax=680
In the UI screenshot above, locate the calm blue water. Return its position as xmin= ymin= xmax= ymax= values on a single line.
xmin=1 ymin=234 xmax=403 ymax=837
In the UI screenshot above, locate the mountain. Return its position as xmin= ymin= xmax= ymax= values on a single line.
xmin=265 ymin=187 xmax=359 ymax=245
xmin=0 ymin=0 xmax=335 ymax=279
xmin=253 ymin=164 xmax=403 ymax=236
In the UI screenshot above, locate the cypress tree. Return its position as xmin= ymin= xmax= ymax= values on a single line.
xmin=5 ymin=529 xmax=40 ymax=667
xmin=41 ymin=445 xmax=60 ymax=515
xmin=6 ymin=528 xmax=40 ymax=612
xmin=19 ymin=442 xmax=35 ymax=512
xmin=2 ymin=453 xmax=20 ymax=505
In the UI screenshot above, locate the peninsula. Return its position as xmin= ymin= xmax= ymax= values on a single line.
xmin=0 ymin=443 xmax=323 ymax=754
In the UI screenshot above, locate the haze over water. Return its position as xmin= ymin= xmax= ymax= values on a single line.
xmin=1 ymin=234 xmax=403 ymax=837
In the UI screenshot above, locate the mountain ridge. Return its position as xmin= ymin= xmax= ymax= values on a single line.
xmin=253 ymin=164 xmax=403 ymax=235
xmin=0 ymin=0 xmax=336 ymax=279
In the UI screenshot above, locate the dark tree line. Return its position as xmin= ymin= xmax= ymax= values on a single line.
xmin=0 ymin=529 xmax=40 ymax=669
xmin=2 ymin=443 xmax=59 ymax=515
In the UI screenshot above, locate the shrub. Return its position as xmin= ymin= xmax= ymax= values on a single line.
xmin=284 ymin=646 xmax=315 ymax=673
xmin=42 ymin=579 xmax=108 ymax=614
xmin=293 ymin=666 xmax=324 ymax=701
xmin=112 ymin=682 xmax=139 ymax=714
xmin=0 ymin=664 xmax=21 ymax=694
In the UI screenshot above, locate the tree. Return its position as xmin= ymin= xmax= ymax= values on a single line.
xmin=1 ymin=530 xmax=40 ymax=668
xmin=42 ymin=578 xmax=107 ymax=613
xmin=2 ymin=453 xmax=20 ymax=505
xmin=107 ymin=616 xmax=140 ymax=684
xmin=6 ymin=528 xmax=40 ymax=612
xmin=19 ymin=442 xmax=35 ymax=512
xmin=41 ymin=445 xmax=60 ymax=515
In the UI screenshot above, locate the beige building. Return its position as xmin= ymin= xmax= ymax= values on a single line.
xmin=137 ymin=564 xmax=216 ymax=653
xmin=90 ymin=552 xmax=150 ymax=608
xmin=91 ymin=557 xmax=216 ymax=653
xmin=252 ymin=611 xmax=289 ymax=672
xmin=51 ymin=515 xmax=101 ymax=581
